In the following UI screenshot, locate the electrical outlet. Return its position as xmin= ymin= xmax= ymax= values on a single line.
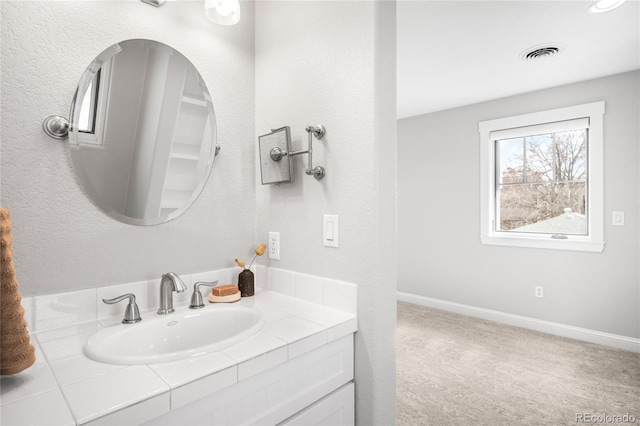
xmin=268 ymin=232 xmax=280 ymax=260
xmin=612 ymin=211 xmax=625 ymax=226
xmin=535 ymin=286 xmax=544 ymax=298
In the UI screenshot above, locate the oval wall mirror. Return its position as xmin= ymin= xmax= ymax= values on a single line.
xmin=68 ymin=39 xmax=217 ymax=225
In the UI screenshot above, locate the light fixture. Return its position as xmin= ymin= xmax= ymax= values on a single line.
xmin=588 ymin=0 xmax=626 ymax=13
xmin=205 ymin=0 xmax=241 ymax=25
xmin=141 ymin=0 xmax=165 ymax=7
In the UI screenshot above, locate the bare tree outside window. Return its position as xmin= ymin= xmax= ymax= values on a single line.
xmin=496 ymin=129 xmax=587 ymax=235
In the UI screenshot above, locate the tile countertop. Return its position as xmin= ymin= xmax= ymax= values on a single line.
xmin=0 ymin=290 xmax=357 ymax=426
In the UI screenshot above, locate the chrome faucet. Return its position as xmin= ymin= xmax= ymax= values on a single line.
xmin=157 ymin=272 xmax=188 ymax=315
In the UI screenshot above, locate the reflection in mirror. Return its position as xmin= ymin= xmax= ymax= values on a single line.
xmin=69 ymin=39 xmax=217 ymax=225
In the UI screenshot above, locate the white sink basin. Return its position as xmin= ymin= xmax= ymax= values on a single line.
xmin=84 ymin=304 xmax=265 ymax=365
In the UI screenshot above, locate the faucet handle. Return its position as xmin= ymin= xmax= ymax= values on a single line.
xmin=102 ymin=293 xmax=142 ymax=324
xmin=189 ymin=281 xmax=219 ymax=309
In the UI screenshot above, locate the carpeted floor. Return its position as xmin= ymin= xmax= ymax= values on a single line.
xmin=396 ymin=301 xmax=640 ymax=426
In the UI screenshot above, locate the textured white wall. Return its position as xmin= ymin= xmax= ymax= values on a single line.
xmin=2 ymin=1 xmax=397 ymax=422
xmin=0 ymin=1 xmax=257 ymax=296
xmin=255 ymin=2 xmax=397 ymax=425
xmin=398 ymin=71 xmax=640 ymax=339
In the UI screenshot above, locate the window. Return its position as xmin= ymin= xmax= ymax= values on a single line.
xmin=74 ymin=59 xmax=113 ymax=147
xmin=78 ymin=69 xmax=101 ymax=134
xmin=78 ymin=70 xmax=100 ymax=133
xmin=479 ymin=102 xmax=604 ymax=252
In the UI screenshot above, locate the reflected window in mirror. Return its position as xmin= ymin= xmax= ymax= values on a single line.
xmin=77 ymin=59 xmax=112 ymax=148
xmin=78 ymin=69 xmax=99 ymax=133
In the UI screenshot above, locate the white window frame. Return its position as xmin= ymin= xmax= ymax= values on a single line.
xmin=479 ymin=101 xmax=605 ymax=252
xmin=76 ymin=59 xmax=113 ymax=148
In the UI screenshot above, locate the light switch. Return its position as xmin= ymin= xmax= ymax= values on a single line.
xmin=323 ymin=215 xmax=339 ymax=248
xmin=326 ymin=221 xmax=335 ymax=240
xmin=612 ymin=211 xmax=625 ymax=226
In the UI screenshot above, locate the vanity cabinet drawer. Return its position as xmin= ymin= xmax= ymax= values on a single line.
xmin=147 ymin=333 xmax=354 ymax=426
xmin=279 ymin=382 xmax=354 ymax=426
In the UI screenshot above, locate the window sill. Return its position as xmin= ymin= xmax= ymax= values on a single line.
xmin=480 ymin=234 xmax=605 ymax=252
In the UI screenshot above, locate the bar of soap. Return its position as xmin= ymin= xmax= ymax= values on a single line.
xmin=212 ymin=284 xmax=239 ymax=297
xmin=208 ymin=291 xmax=241 ymax=303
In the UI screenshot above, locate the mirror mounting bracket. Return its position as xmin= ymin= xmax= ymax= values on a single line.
xmin=260 ymin=125 xmax=327 ymax=184
xmin=42 ymin=115 xmax=69 ymax=140
xmin=285 ymin=125 xmax=326 ymax=180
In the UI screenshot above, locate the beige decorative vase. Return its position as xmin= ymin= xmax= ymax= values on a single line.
xmin=0 ymin=208 xmax=36 ymax=376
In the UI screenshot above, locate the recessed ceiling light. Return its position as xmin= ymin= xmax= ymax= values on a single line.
xmin=519 ymin=43 xmax=565 ymax=61
xmin=588 ymin=0 xmax=626 ymax=14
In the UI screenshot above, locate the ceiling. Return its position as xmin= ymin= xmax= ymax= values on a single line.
xmin=397 ymin=0 xmax=640 ymax=119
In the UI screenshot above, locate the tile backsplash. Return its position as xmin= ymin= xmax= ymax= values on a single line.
xmin=261 ymin=267 xmax=357 ymax=315
xmin=21 ymin=267 xmax=357 ymax=333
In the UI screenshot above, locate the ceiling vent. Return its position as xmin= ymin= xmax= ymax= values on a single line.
xmin=520 ymin=44 xmax=565 ymax=61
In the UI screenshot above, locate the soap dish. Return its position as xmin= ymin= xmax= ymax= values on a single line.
xmin=208 ymin=291 xmax=241 ymax=303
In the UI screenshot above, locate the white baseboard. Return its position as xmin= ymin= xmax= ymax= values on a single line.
xmin=397 ymin=291 xmax=640 ymax=353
